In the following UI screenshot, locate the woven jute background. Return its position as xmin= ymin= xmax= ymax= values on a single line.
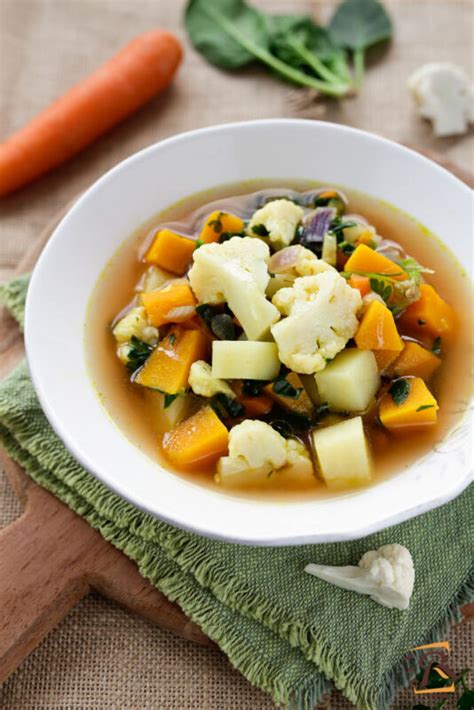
xmin=0 ymin=0 xmax=472 ymax=707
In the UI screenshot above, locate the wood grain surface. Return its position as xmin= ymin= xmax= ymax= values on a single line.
xmin=0 ymin=152 xmax=472 ymax=685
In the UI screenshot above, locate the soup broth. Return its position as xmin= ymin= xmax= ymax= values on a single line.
xmin=86 ymin=180 xmax=473 ymax=500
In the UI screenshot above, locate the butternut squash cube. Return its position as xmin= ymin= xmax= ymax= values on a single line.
xmin=162 ymin=406 xmax=229 ymax=471
xmin=145 ymin=229 xmax=196 ymax=275
xmin=355 ymin=300 xmax=404 ymax=352
xmin=397 ymin=284 xmax=456 ymax=342
xmin=392 ymin=341 xmax=441 ymax=381
xmin=379 ymin=377 xmax=439 ymax=430
xmin=344 ymin=244 xmax=407 ymax=281
xmin=135 ymin=326 xmax=207 ymax=394
xmin=199 ymin=211 xmax=245 ymax=244
xmin=264 ymin=372 xmax=314 ymax=418
xmin=373 ymin=349 xmax=402 ymax=373
xmin=142 ymin=281 xmax=196 ymax=327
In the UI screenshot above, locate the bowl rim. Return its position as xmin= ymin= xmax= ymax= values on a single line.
xmin=25 ymin=118 xmax=473 ymax=546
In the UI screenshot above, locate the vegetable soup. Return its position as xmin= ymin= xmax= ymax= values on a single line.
xmin=86 ymin=181 xmax=473 ymax=499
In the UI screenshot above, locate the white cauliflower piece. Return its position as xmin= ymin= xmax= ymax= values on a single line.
xmin=217 ymin=420 xmax=307 ymax=477
xmin=271 ymin=271 xmax=362 ymax=374
xmin=113 ymin=306 xmax=158 ymax=346
xmin=189 ymin=360 xmax=235 ymax=399
xmin=408 ymin=62 xmax=474 ymax=137
xmin=305 ymin=543 xmax=415 ymax=610
xmin=188 ymin=237 xmax=280 ymax=340
xmin=247 ymin=199 xmax=304 ymax=249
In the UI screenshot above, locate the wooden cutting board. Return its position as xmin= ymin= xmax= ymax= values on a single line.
xmin=0 ymin=152 xmax=472 ymax=684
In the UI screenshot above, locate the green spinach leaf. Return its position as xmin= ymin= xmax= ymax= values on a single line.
xmin=125 ymin=336 xmax=154 ymax=372
xmin=389 ymin=378 xmax=411 ymax=406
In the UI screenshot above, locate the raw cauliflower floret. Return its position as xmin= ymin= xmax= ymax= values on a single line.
xmin=247 ymin=199 xmax=304 ymax=249
xmin=408 ymin=62 xmax=474 ymax=137
xmin=305 ymin=543 xmax=415 ymax=610
xmin=189 ymin=361 xmax=235 ymax=399
xmin=271 ymin=271 xmax=362 ymax=374
xmin=113 ymin=306 xmax=158 ymax=347
xmin=217 ymin=420 xmax=309 ymax=477
xmin=188 ymin=237 xmax=280 ymax=340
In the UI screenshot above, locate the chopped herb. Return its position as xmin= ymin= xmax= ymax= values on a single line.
xmin=370 ymin=277 xmax=392 ymax=302
xmin=219 ymin=230 xmax=244 ymax=243
xmin=125 ymin=336 xmax=154 ymax=372
xmin=211 ymin=313 xmax=236 ymax=340
xmin=432 ymin=336 xmax=442 ymax=356
xmin=416 ymin=404 xmax=435 ymax=412
xmin=272 ymin=376 xmax=302 ymax=399
xmin=251 ymin=223 xmax=270 ymax=237
xmin=389 ymin=378 xmax=411 ymax=406
xmin=329 ymin=218 xmax=357 ymax=239
xmin=215 ymin=393 xmax=245 ymax=418
xmin=397 ymin=256 xmax=434 ymax=286
xmin=242 ymin=380 xmax=265 ymax=397
xmin=168 ymin=333 xmax=176 ymax=346
xmin=418 ymin=319 xmax=426 ymax=326
xmin=208 ymin=213 xmax=223 ymax=233
xmin=164 ymin=393 xmax=179 ymax=409
xmin=194 ymin=238 xmax=204 ymax=249
xmin=339 ymin=241 xmax=356 ymax=255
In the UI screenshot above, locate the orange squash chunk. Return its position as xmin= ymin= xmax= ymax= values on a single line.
xmin=232 ymin=382 xmax=273 ymax=417
xmin=162 ymin=406 xmax=229 ymax=470
xmin=392 ymin=341 xmax=441 ymax=381
xmin=397 ymin=284 xmax=456 ymax=342
xmin=344 ymin=244 xmax=407 ymax=281
xmin=199 ymin=210 xmax=244 ymax=244
xmin=348 ymin=274 xmax=371 ymax=297
xmin=145 ymin=229 xmax=196 ymax=275
xmin=142 ymin=281 xmax=196 ymax=327
xmin=379 ymin=377 xmax=439 ymax=430
xmin=373 ymin=350 xmax=401 ymax=372
xmin=135 ymin=326 xmax=207 ymax=394
xmin=355 ymin=301 xmax=404 ymax=352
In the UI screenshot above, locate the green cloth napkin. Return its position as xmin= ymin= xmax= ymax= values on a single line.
xmin=0 ymin=276 xmax=472 ymax=710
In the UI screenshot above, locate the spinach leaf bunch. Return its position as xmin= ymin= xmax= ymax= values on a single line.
xmin=185 ymin=0 xmax=392 ymax=97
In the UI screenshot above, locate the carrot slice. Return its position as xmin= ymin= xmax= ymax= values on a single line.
xmin=0 ymin=31 xmax=182 ymax=196
xmin=162 ymin=406 xmax=229 ymax=470
xmin=145 ymin=230 xmax=196 ymax=275
xmin=142 ymin=281 xmax=196 ymax=327
xmin=199 ymin=211 xmax=245 ymax=244
xmin=135 ymin=326 xmax=207 ymax=394
xmin=345 ymin=244 xmax=407 ymax=281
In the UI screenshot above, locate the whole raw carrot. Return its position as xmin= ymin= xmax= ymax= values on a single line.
xmin=0 ymin=30 xmax=182 ymax=196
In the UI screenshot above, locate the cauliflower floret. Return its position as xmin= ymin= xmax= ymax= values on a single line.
xmin=247 ymin=199 xmax=304 ymax=249
xmin=113 ymin=306 xmax=158 ymax=346
xmin=217 ymin=421 xmax=314 ymax=483
xmin=189 ymin=361 xmax=235 ymax=399
xmin=408 ymin=62 xmax=474 ymax=137
xmin=305 ymin=543 xmax=415 ymax=610
xmin=269 ymin=245 xmax=335 ymax=278
xmin=271 ymin=271 xmax=362 ymax=374
xmin=188 ymin=237 xmax=280 ymax=341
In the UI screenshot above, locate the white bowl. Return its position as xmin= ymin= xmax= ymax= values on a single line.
xmin=25 ymin=119 xmax=473 ymax=545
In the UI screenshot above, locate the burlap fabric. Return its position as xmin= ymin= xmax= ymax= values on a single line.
xmin=0 ymin=0 xmax=472 ymax=707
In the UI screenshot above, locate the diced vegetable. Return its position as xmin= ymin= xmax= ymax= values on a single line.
xmin=145 ymin=229 xmax=196 ymax=275
xmin=344 ymin=244 xmax=408 ymax=281
xmin=135 ymin=326 xmax=208 ymax=393
xmin=162 ymin=406 xmax=229 ymax=470
xmin=142 ymin=281 xmax=196 ymax=327
xmin=265 ymin=273 xmax=296 ymax=298
xmin=232 ymin=382 xmax=273 ymax=417
xmin=199 ymin=210 xmax=244 ymax=244
xmin=397 ymin=284 xmax=456 ymax=342
xmin=322 ymin=232 xmax=337 ymax=266
xmin=264 ymin=372 xmax=314 ymax=418
xmin=312 ymin=416 xmax=372 ymax=488
xmin=212 ymin=341 xmax=280 ymax=380
xmin=392 ymin=341 xmax=441 ymax=381
xmin=145 ymin=390 xmax=194 ymax=431
xmin=348 ymin=274 xmax=371 ymax=297
xmin=379 ymin=377 xmax=439 ymax=430
xmin=373 ymin=349 xmax=401 ymax=372
xmin=355 ymin=300 xmax=404 ymax=352
xmin=315 ymin=349 xmax=380 ymax=412
xmin=216 ymin=452 xmax=314 ymax=488
xmin=139 ymin=265 xmax=174 ymax=294
xmin=299 ymin=373 xmax=320 ymax=406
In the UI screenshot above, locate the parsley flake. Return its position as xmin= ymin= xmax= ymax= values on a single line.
xmin=389 ymin=378 xmax=411 ymax=406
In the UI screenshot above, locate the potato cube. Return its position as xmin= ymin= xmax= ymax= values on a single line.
xmin=315 ymin=349 xmax=380 ymax=412
xmin=312 ymin=416 xmax=372 ymax=488
xmin=212 ymin=341 xmax=280 ymax=380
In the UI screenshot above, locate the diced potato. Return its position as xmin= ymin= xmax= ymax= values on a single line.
xmin=315 ymin=349 xmax=380 ymax=412
xmin=322 ymin=233 xmax=337 ymax=266
xmin=265 ymin=273 xmax=295 ymax=299
xmin=379 ymin=377 xmax=439 ymax=430
xmin=225 ymin=275 xmax=280 ymax=341
xmin=212 ymin=341 xmax=280 ymax=380
xmin=312 ymin=416 xmax=372 ymax=488
xmin=145 ymin=391 xmax=194 ymax=431
xmin=264 ymin=372 xmax=314 ymax=418
xmin=139 ymin=266 xmax=174 ymax=295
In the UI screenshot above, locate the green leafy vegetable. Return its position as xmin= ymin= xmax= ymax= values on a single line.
xmin=432 ymin=336 xmax=442 ymax=356
xmin=397 ymin=256 xmax=434 ymax=286
xmin=370 ymin=277 xmax=393 ymax=302
xmin=251 ymin=223 xmax=270 ymax=236
xmin=185 ymin=0 xmax=357 ymax=97
xmin=389 ymin=378 xmax=411 ymax=406
xmin=416 ymin=404 xmax=435 ymax=412
xmin=242 ymin=379 xmax=265 ymax=396
xmin=339 ymin=241 xmax=356 ymax=255
xmin=164 ymin=393 xmax=179 ymax=409
xmin=272 ymin=376 xmax=302 ymax=399
xmin=125 ymin=336 xmax=154 ymax=372
xmin=214 ymin=393 xmax=245 ymax=418
xmin=329 ymin=0 xmax=392 ymax=87
xmin=219 ymin=230 xmax=244 ymax=243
